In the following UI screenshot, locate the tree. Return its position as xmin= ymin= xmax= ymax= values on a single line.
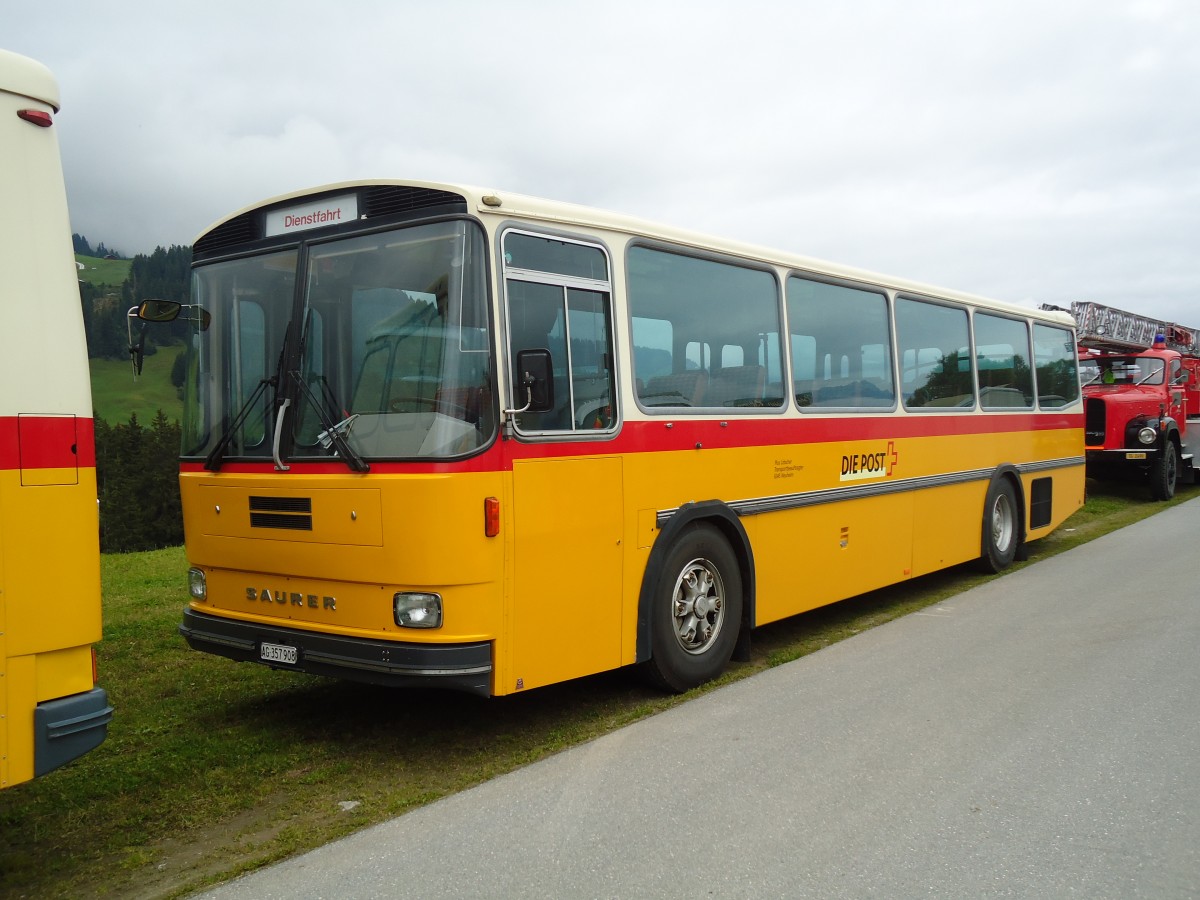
xmin=78 ymin=282 xmax=129 ymax=361
xmin=77 ymin=242 xmax=194 ymax=360
xmin=95 ymin=412 xmax=183 ymax=552
xmin=126 ymin=245 xmax=193 ymax=345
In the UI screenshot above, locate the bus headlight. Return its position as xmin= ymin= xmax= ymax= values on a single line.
xmin=1137 ymin=426 xmax=1157 ymax=445
xmin=188 ymin=568 xmax=207 ymax=601
xmin=394 ymin=592 xmax=442 ymax=628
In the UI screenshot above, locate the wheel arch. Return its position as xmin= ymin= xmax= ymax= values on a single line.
xmin=1165 ymin=423 xmax=1183 ymax=451
xmin=635 ymin=500 xmax=755 ymax=664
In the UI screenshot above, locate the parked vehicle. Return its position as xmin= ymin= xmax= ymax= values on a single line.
xmin=0 ymin=48 xmax=111 ymax=788
xmin=1055 ymin=301 xmax=1199 ymax=500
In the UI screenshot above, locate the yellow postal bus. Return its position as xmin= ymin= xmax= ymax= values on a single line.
xmin=144 ymin=180 xmax=1084 ymax=696
xmin=0 ymin=49 xmax=111 ymax=787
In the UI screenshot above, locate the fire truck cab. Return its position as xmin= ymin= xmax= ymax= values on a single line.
xmin=1068 ymin=303 xmax=1199 ymax=501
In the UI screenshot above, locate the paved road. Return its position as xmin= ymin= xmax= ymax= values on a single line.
xmin=202 ymin=500 xmax=1200 ymax=899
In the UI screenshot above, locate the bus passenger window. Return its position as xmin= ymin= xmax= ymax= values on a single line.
xmin=507 ymin=280 xmax=570 ymax=431
xmin=786 ymin=276 xmax=895 ymax=409
xmin=567 ymin=289 xmax=615 ymax=428
xmin=975 ymin=313 xmax=1034 ymax=409
xmin=629 ymin=246 xmax=782 ymax=411
xmin=895 ymin=297 xmax=973 ymax=409
xmin=1033 ymin=324 xmax=1080 ymax=408
xmin=502 ymin=231 xmax=616 ymax=435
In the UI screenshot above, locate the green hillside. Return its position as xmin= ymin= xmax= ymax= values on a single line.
xmin=90 ymin=344 xmax=184 ymax=425
xmin=75 ymin=254 xmax=132 ymax=286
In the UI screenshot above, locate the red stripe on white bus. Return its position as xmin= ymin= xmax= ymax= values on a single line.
xmin=0 ymin=415 xmax=96 ymax=470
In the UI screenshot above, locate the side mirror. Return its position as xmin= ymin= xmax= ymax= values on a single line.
xmin=138 ymin=299 xmax=211 ymax=331
xmin=127 ymin=299 xmax=210 ymax=379
xmin=137 ymin=299 xmax=182 ymax=322
xmin=510 ymin=349 xmax=554 ymax=414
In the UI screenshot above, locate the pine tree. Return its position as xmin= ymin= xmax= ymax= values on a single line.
xmin=95 ymin=412 xmax=183 ymax=552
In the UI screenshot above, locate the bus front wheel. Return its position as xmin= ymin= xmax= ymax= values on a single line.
xmin=978 ymin=478 xmax=1019 ymax=573
xmin=642 ymin=523 xmax=743 ymax=693
xmin=1150 ymin=440 xmax=1178 ymax=501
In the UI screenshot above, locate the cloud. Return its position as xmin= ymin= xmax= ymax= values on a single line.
xmin=7 ymin=0 xmax=1199 ymax=324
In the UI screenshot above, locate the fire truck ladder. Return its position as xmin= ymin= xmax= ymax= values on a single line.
xmin=1043 ymin=301 xmax=1200 ymax=356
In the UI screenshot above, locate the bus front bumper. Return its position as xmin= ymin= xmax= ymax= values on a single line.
xmin=179 ymin=607 xmax=493 ymax=697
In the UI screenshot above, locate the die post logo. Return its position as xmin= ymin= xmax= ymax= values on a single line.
xmin=840 ymin=441 xmax=898 ymax=482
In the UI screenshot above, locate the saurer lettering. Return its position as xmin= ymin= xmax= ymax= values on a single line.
xmin=245 ymin=587 xmax=336 ymax=610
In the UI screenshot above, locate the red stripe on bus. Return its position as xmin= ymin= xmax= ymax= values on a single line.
xmin=179 ymin=411 xmax=1082 ymax=476
xmin=0 ymin=415 xmax=96 ymax=470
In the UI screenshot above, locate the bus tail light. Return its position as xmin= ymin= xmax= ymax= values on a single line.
xmin=484 ymin=496 xmax=500 ymax=537
xmin=18 ymin=109 xmax=53 ymax=128
xmin=394 ymin=592 xmax=442 ymax=628
xmin=91 ymin=647 xmax=99 ymax=685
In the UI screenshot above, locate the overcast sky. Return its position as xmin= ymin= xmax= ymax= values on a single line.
xmin=8 ymin=1 xmax=1199 ymax=323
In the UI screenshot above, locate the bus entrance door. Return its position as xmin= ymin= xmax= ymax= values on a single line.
xmin=508 ymin=456 xmax=624 ymax=692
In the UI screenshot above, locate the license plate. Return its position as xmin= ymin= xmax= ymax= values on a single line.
xmin=1125 ymin=452 xmax=1148 ymax=460
xmin=260 ymin=642 xmax=298 ymax=665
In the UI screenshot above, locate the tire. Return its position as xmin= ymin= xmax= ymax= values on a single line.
xmin=641 ymin=523 xmax=743 ymax=693
xmin=1150 ymin=439 xmax=1178 ymax=501
xmin=978 ymin=478 xmax=1019 ymax=573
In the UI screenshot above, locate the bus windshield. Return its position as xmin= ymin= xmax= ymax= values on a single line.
xmin=182 ymin=219 xmax=495 ymax=462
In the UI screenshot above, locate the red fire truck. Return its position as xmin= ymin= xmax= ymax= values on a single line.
xmin=1051 ymin=301 xmax=1199 ymax=500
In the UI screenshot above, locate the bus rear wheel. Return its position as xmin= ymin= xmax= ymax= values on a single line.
xmin=978 ymin=478 xmax=1019 ymax=573
xmin=642 ymin=523 xmax=742 ymax=693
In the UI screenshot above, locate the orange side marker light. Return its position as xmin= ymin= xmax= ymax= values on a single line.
xmin=484 ymin=497 xmax=500 ymax=537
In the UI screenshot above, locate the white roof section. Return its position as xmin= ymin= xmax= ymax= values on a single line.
xmin=0 ymin=49 xmax=60 ymax=111
xmin=198 ymin=178 xmax=1076 ymax=328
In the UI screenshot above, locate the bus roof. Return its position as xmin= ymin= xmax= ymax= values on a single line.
xmin=196 ymin=177 xmax=1076 ymax=328
xmin=0 ymin=49 xmax=60 ymax=111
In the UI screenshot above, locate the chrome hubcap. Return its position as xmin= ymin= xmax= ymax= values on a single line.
xmin=671 ymin=558 xmax=725 ymax=655
xmin=992 ymin=493 xmax=1014 ymax=552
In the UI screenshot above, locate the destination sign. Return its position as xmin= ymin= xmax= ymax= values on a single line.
xmin=264 ymin=194 xmax=358 ymax=237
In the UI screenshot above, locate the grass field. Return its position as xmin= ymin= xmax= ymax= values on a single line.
xmin=76 ymin=254 xmax=132 ymax=287
xmin=0 ymin=479 xmax=1194 ymax=898
xmin=89 ymin=346 xmax=184 ymax=425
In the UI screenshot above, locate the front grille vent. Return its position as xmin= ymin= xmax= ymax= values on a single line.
xmin=362 ymin=185 xmax=467 ymax=218
xmin=193 ymin=213 xmax=258 ymax=256
xmin=249 ymin=496 xmax=313 ymax=531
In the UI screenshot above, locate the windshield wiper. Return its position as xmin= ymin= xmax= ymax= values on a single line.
xmin=1135 ymin=368 xmax=1161 ymax=386
xmin=288 ymin=370 xmax=369 ymax=473
xmin=206 ymin=323 xmax=292 ymax=472
xmin=204 ymin=375 xmax=276 ymax=471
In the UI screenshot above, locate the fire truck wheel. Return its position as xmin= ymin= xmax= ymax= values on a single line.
xmin=979 ymin=478 xmax=1019 ymax=573
xmin=641 ymin=523 xmax=742 ymax=693
xmin=1150 ymin=440 xmax=1178 ymax=501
